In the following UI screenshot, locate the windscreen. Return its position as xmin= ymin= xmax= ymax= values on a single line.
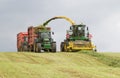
xmin=41 ymin=32 xmax=50 ymax=38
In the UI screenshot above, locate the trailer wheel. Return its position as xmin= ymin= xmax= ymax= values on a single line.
xmin=51 ymin=42 xmax=56 ymax=52
xmin=23 ymin=46 xmax=28 ymax=52
xmin=20 ymin=47 xmax=23 ymax=52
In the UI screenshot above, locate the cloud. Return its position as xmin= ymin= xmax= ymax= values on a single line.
xmin=0 ymin=0 xmax=120 ymax=52
xmin=94 ymin=12 xmax=120 ymax=52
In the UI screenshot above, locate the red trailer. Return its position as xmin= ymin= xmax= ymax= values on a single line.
xmin=17 ymin=32 xmax=28 ymax=52
xmin=28 ymin=26 xmax=37 ymax=51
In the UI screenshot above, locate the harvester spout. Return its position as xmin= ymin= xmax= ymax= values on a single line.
xmin=43 ymin=16 xmax=75 ymax=26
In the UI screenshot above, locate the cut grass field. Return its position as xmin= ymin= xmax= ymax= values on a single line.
xmin=0 ymin=52 xmax=120 ymax=78
xmin=101 ymin=52 xmax=120 ymax=58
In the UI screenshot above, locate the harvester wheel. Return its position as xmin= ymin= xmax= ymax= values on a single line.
xmin=17 ymin=48 xmax=20 ymax=52
xmin=64 ymin=43 xmax=68 ymax=52
xmin=94 ymin=49 xmax=97 ymax=52
xmin=60 ymin=42 xmax=64 ymax=52
xmin=51 ymin=42 xmax=56 ymax=52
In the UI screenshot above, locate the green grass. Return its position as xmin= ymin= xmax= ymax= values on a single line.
xmin=101 ymin=52 xmax=120 ymax=58
xmin=0 ymin=52 xmax=120 ymax=78
xmin=79 ymin=51 xmax=120 ymax=67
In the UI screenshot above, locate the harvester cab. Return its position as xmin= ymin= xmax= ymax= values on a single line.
xmin=68 ymin=24 xmax=89 ymax=41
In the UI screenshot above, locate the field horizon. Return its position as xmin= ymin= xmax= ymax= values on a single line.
xmin=0 ymin=51 xmax=120 ymax=78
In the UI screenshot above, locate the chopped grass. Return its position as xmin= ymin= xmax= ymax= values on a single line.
xmin=79 ymin=51 xmax=120 ymax=67
xmin=0 ymin=52 xmax=120 ymax=78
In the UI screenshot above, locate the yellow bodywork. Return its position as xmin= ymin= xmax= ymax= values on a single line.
xmin=64 ymin=40 xmax=96 ymax=51
xmin=43 ymin=16 xmax=75 ymax=26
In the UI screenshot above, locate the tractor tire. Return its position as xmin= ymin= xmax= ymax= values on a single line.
xmin=51 ymin=42 xmax=56 ymax=52
xmin=33 ymin=44 xmax=36 ymax=52
xmin=60 ymin=42 xmax=64 ymax=52
xmin=36 ymin=43 xmax=41 ymax=52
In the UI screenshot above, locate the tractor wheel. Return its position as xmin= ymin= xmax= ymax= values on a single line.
xmin=33 ymin=44 xmax=36 ymax=52
xmin=60 ymin=42 xmax=64 ymax=52
xmin=36 ymin=43 xmax=41 ymax=52
xmin=51 ymin=42 xmax=56 ymax=52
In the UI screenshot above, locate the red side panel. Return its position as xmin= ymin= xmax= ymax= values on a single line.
xmin=28 ymin=26 xmax=37 ymax=46
xmin=17 ymin=32 xmax=28 ymax=49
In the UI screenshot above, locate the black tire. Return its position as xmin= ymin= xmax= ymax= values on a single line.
xmin=60 ymin=42 xmax=64 ymax=52
xmin=36 ymin=43 xmax=41 ymax=52
xmin=33 ymin=44 xmax=36 ymax=52
xmin=94 ymin=49 xmax=97 ymax=52
xmin=51 ymin=42 xmax=56 ymax=52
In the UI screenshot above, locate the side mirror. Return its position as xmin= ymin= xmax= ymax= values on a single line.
xmin=70 ymin=26 xmax=73 ymax=30
xmin=52 ymin=32 xmax=54 ymax=35
xmin=87 ymin=27 xmax=89 ymax=31
xmin=70 ymin=27 xmax=72 ymax=30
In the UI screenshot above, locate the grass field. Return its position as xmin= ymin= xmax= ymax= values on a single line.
xmin=0 ymin=52 xmax=120 ymax=78
xmin=101 ymin=52 xmax=120 ymax=58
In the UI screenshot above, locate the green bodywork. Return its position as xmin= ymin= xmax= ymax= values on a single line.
xmin=34 ymin=26 xmax=52 ymax=49
xmin=68 ymin=24 xmax=89 ymax=41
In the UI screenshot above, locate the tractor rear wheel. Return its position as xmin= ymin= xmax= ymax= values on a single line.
xmin=33 ymin=44 xmax=36 ymax=52
xmin=36 ymin=43 xmax=41 ymax=52
xmin=51 ymin=42 xmax=56 ymax=52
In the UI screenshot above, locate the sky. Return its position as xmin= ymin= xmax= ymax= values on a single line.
xmin=0 ymin=0 xmax=120 ymax=52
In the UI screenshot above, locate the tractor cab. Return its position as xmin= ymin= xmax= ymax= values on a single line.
xmin=68 ymin=24 xmax=89 ymax=41
xmin=38 ymin=32 xmax=51 ymax=42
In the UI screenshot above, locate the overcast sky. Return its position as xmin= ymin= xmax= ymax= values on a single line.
xmin=0 ymin=0 xmax=120 ymax=52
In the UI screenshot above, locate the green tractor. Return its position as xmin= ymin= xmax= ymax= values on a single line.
xmin=28 ymin=26 xmax=56 ymax=52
